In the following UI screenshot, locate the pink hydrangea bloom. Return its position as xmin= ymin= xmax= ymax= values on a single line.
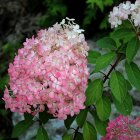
xmin=102 ymin=115 xmax=140 ymax=140
xmin=3 ymin=18 xmax=89 ymax=120
xmin=109 ymin=0 xmax=140 ymax=28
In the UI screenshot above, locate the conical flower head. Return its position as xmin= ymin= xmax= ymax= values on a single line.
xmin=3 ymin=18 xmax=89 ymax=119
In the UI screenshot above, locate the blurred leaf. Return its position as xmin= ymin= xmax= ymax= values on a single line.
xmin=76 ymin=109 xmax=88 ymax=128
xmin=126 ymin=80 xmax=132 ymax=90
xmin=87 ymin=0 xmax=104 ymax=11
xmin=87 ymin=50 xmax=101 ymax=64
xmin=96 ymin=96 xmax=111 ymax=121
xmin=85 ymin=79 xmax=103 ymax=106
xmin=38 ymin=0 xmax=67 ymax=27
xmin=2 ymin=43 xmax=13 ymax=54
xmin=104 ymin=0 xmax=113 ymax=6
xmin=64 ymin=116 xmax=76 ymax=129
xmin=126 ymin=36 xmax=140 ymax=63
xmin=0 ymin=135 xmax=4 ymax=140
xmin=86 ymin=0 xmax=95 ymax=6
xmin=111 ymin=28 xmax=135 ymax=42
xmin=36 ymin=126 xmax=49 ymax=140
xmin=44 ymin=0 xmax=67 ymax=17
xmin=62 ymin=133 xmax=72 ymax=140
xmin=93 ymin=1 xmax=104 ymax=12
xmin=0 ymin=75 xmax=9 ymax=91
xmin=125 ymin=62 xmax=140 ymax=91
xmin=119 ymin=20 xmax=133 ymax=29
xmin=39 ymin=111 xmax=54 ymax=124
xmin=12 ymin=120 xmax=33 ymax=138
xmin=83 ymin=121 xmax=97 ymax=140
xmin=86 ymin=0 xmax=113 ymax=11
xmin=0 ymin=109 xmax=8 ymax=116
xmin=99 ymin=16 xmax=109 ymax=29
xmin=110 ymin=71 xmax=127 ymax=102
xmin=24 ymin=113 xmax=33 ymax=121
xmin=75 ymin=133 xmax=84 ymax=140
xmin=96 ymin=37 xmax=116 ymax=49
xmin=91 ymin=111 xmax=108 ymax=136
xmin=83 ymin=6 xmax=96 ymax=26
xmin=95 ymin=52 xmax=116 ymax=72
xmin=113 ymin=93 xmax=132 ymax=115
xmin=50 ymin=3 xmax=67 ymax=17
xmin=94 ymin=116 xmax=107 ymax=136
xmin=37 ymin=15 xmax=50 ymax=27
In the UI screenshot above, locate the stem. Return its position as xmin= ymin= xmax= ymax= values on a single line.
xmin=73 ymin=126 xmax=79 ymax=140
xmin=137 ymin=32 xmax=140 ymax=36
xmin=99 ymin=71 xmax=106 ymax=76
xmin=73 ymin=54 xmax=122 ymax=139
xmin=103 ymin=54 xmax=122 ymax=83
xmin=128 ymin=19 xmax=137 ymax=33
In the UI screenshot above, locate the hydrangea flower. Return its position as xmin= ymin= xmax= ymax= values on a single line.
xmin=3 ymin=18 xmax=89 ymax=120
xmin=102 ymin=115 xmax=140 ymax=140
xmin=109 ymin=0 xmax=140 ymax=28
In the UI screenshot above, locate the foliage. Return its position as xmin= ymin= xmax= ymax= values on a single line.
xmin=0 ymin=41 xmax=21 ymax=139
xmin=83 ymin=0 xmax=115 ymax=30
xmin=38 ymin=0 xmax=67 ymax=27
xmin=38 ymin=0 xmax=118 ymax=31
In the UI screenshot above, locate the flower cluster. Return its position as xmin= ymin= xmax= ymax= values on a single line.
xmin=109 ymin=0 xmax=140 ymax=28
xmin=102 ymin=115 xmax=140 ymax=140
xmin=3 ymin=17 xmax=89 ymax=119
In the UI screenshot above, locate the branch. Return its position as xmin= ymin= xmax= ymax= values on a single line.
xmin=73 ymin=126 xmax=79 ymax=140
xmin=103 ymin=54 xmax=122 ymax=83
xmin=73 ymin=54 xmax=122 ymax=139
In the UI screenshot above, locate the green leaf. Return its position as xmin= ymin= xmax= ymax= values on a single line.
xmin=95 ymin=52 xmax=116 ymax=72
xmin=125 ymin=62 xmax=140 ymax=91
xmin=75 ymin=133 xmax=84 ymax=140
xmin=36 ymin=126 xmax=49 ymax=140
xmin=119 ymin=20 xmax=133 ymax=29
xmin=113 ymin=93 xmax=132 ymax=115
xmin=110 ymin=71 xmax=127 ymax=102
xmin=94 ymin=0 xmax=104 ymax=11
xmin=64 ymin=116 xmax=76 ymax=129
xmin=126 ymin=36 xmax=140 ymax=63
xmin=83 ymin=121 xmax=97 ymax=140
xmin=76 ymin=109 xmax=88 ymax=128
xmin=39 ymin=112 xmax=54 ymax=124
xmin=94 ymin=112 xmax=108 ymax=136
xmin=104 ymin=0 xmax=113 ymax=6
xmin=96 ymin=96 xmax=111 ymax=121
xmin=87 ymin=51 xmax=101 ymax=64
xmin=126 ymin=80 xmax=132 ymax=90
xmin=12 ymin=120 xmax=33 ymax=138
xmin=96 ymin=37 xmax=116 ymax=49
xmin=86 ymin=0 xmax=104 ymax=11
xmin=0 ymin=109 xmax=8 ymax=116
xmin=24 ymin=113 xmax=33 ymax=121
xmin=99 ymin=16 xmax=108 ymax=30
xmin=0 ymin=75 xmax=9 ymax=90
xmin=62 ymin=133 xmax=72 ymax=140
xmin=85 ymin=79 xmax=103 ymax=106
xmin=112 ymin=28 xmax=135 ymax=42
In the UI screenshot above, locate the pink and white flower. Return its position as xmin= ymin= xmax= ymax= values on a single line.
xmin=3 ymin=18 xmax=89 ymax=120
xmin=102 ymin=115 xmax=140 ymax=140
xmin=109 ymin=0 xmax=140 ymax=28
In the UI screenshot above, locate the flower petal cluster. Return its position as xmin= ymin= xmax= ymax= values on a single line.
xmin=102 ymin=115 xmax=140 ymax=140
xmin=3 ymin=18 xmax=89 ymax=119
xmin=109 ymin=0 xmax=140 ymax=28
